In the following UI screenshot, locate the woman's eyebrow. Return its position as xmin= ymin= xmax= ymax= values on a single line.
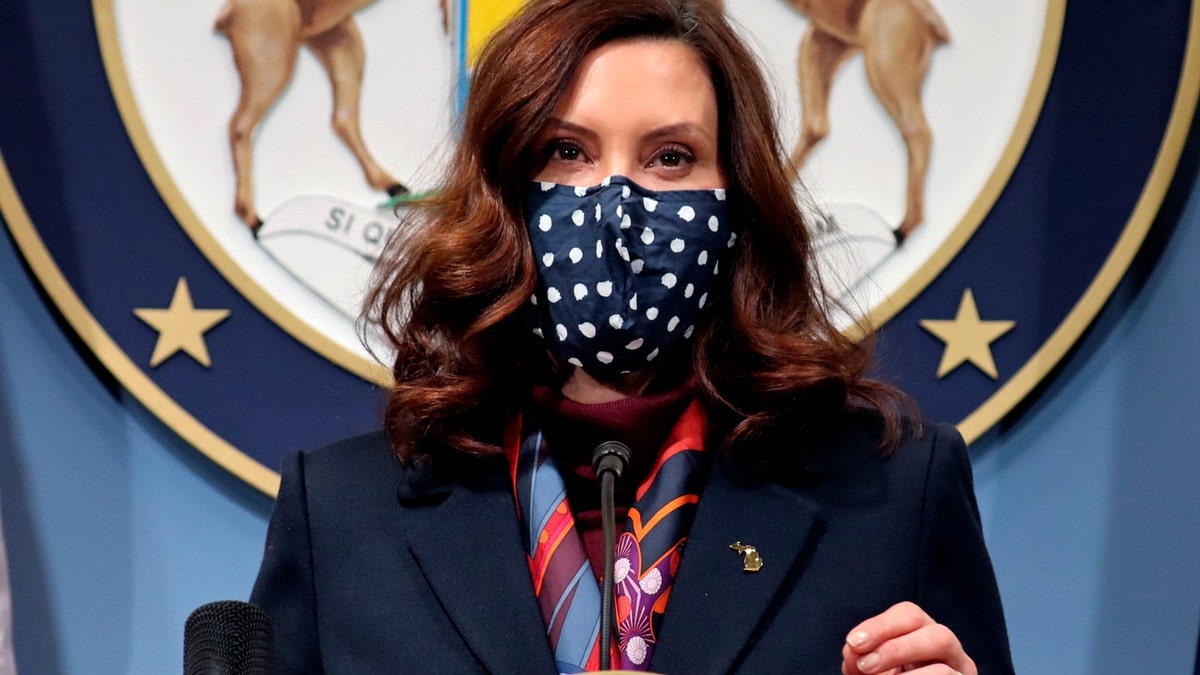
xmin=542 ymin=118 xmax=598 ymax=141
xmin=541 ymin=119 xmax=712 ymax=143
xmin=642 ymin=122 xmax=711 ymax=142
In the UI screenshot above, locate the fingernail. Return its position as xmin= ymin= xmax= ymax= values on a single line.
xmin=847 ymin=630 xmax=869 ymax=647
xmin=857 ymin=652 xmax=880 ymax=672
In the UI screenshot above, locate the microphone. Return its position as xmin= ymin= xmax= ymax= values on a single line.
xmin=183 ymin=600 xmax=272 ymax=675
xmin=592 ymin=441 xmax=631 ymax=671
xmin=592 ymin=441 xmax=632 ymax=481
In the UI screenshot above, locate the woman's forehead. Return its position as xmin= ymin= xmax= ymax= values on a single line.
xmin=549 ymin=39 xmax=719 ymax=134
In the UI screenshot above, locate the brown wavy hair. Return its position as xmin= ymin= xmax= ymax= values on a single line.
xmin=364 ymin=0 xmax=913 ymax=463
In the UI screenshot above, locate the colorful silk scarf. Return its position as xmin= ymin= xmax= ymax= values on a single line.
xmin=507 ymin=400 xmax=707 ymax=673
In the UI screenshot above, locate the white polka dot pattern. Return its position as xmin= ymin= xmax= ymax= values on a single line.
xmin=525 ymin=175 xmax=731 ymax=375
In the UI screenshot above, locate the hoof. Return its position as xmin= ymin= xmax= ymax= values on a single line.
xmin=386 ymin=183 xmax=409 ymax=197
xmin=250 ymin=218 xmax=264 ymax=239
xmin=892 ymin=228 xmax=907 ymax=247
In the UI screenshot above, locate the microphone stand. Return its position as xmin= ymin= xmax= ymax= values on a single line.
xmin=593 ymin=441 xmax=631 ymax=672
xmin=600 ymin=467 xmax=617 ymax=671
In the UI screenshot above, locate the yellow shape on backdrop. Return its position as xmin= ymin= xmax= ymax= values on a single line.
xmin=920 ymin=289 xmax=1016 ymax=380
xmin=134 ymin=278 xmax=230 ymax=368
xmin=466 ymin=0 xmax=528 ymax=67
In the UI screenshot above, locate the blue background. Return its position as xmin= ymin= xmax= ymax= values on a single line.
xmin=4 ymin=158 xmax=1200 ymax=673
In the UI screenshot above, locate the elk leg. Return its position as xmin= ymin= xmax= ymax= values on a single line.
xmin=789 ymin=26 xmax=855 ymax=180
xmin=221 ymin=0 xmax=302 ymax=228
xmin=306 ymin=19 xmax=406 ymax=196
xmin=861 ymin=6 xmax=937 ymax=239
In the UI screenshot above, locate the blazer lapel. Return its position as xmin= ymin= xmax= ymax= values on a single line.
xmin=651 ymin=460 xmax=824 ymax=674
xmin=405 ymin=466 xmax=556 ymax=674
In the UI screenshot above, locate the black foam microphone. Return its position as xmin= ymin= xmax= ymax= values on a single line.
xmin=592 ymin=441 xmax=632 ymax=671
xmin=183 ymin=600 xmax=272 ymax=675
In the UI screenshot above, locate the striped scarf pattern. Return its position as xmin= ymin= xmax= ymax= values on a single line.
xmin=507 ymin=400 xmax=707 ymax=673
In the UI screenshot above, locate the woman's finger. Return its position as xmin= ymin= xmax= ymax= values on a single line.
xmin=842 ymin=642 xmax=904 ymax=675
xmin=895 ymin=666 xmax=964 ymax=675
xmin=845 ymin=601 xmax=934 ymax=654
xmin=850 ymin=622 xmax=975 ymax=675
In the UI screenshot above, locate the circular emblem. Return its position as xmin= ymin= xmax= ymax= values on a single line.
xmin=1 ymin=0 xmax=1196 ymax=494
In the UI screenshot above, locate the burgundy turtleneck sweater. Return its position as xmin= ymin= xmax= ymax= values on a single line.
xmin=528 ymin=380 xmax=696 ymax=580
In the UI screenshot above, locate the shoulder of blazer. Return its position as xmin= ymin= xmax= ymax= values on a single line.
xmin=725 ymin=407 xmax=950 ymax=481
xmin=815 ymin=413 xmax=964 ymax=493
xmin=820 ymin=412 xmax=958 ymax=473
xmin=297 ymin=429 xmax=508 ymax=508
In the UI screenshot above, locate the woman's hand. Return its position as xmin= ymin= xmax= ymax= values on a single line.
xmin=840 ymin=602 xmax=976 ymax=675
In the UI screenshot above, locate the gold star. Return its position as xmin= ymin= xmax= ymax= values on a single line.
xmin=133 ymin=278 xmax=230 ymax=368
xmin=920 ymin=289 xmax=1015 ymax=379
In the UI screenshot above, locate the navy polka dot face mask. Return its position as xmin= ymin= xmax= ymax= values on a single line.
xmin=524 ymin=175 xmax=735 ymax=376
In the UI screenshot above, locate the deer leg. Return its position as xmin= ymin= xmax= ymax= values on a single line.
xmin=861 ymin=7 xmax=938 ymax=240
xmin=306 ymin=19 xmax=406 ymax=197
xmin=789 ymin=27 xmax=855 ymax=181
xmin=221 ymin=0 xmax=302 ymax=229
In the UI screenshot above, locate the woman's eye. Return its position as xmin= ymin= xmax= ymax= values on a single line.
xmin=652 ymin=146 xmax=695 ymax=169
xmin=544 ymin=140 xmax=584 ymax=162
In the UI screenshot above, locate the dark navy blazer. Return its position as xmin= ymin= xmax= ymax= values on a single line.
xmin=251 ymin=416 xmax=1013 ymax=673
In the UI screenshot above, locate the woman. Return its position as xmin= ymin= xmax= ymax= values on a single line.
xmin=251 ymin=0 xmax=1013 ymax=673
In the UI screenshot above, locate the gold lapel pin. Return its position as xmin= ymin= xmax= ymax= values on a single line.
xmin=730 ymin=542 xmax=763 ymax=572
